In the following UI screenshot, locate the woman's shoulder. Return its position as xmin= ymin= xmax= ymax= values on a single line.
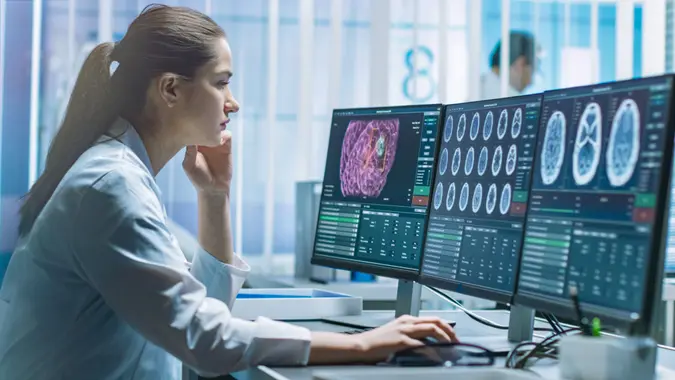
xmin=65 ymin=146 xmax=162 ymax=220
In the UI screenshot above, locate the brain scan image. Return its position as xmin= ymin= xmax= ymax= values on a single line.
xmin=446 ymin=182 xmax=456 ymax=211
xmin=540 ymin=111 xmax=567 ymax=185
xmin=452 ymin=147 xmax=462 ymax=175
xmin=498 ymin=109 xmax=508 ymax=140
xmin=472 ymin=183 xmax=483 ymax=213
xmin=439 ymin=147 xmax=449 ymax=176
xmin=464 ymin=147 xmax=475 ymax=175
xmin=444 ymin=115 xmax=453 ymax=143
xmin=470 ymin=112 xmax=480 ymax=141
xmin=486 ymin=183 xmax=497 ymax=214
xmin=511 ymin=108 xmax=522 ymax=139
xmin=500 ymin=183 xmax=512 ymax=215
xmin=492 ymin=145 xmax=503 ymax=176
xmin=459 ymin=182 xmax=469 ymax=212
xmin=478 ymin=146 xmax=488 ymax=176
xmin=457 ymin=114 xmax=467 ymax=141
xmin=573 ymin=102 xmax=602 ymax=186
xmin=433 ymin=182 xmax=443 ymax=210
xmin=340 ymin=119 xmax=399 ymax=197
xmin=483 ymin=111 xmax=494 ymax=141
xmin=506 ymin=144 xmax=517 ymax=176
xmin=607 ymin=98 xmax=640 ymax=187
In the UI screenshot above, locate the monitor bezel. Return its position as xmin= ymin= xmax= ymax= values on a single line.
xmin=310 ymin=103 xmax=445 ymax=281
xmin=512 ymin=74 xmax=675 ymax=334
xmin=416 ymin=93 xmax=544 ymax=304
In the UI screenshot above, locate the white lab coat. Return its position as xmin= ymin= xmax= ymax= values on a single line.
xmin=479 ymin=70 xmax=521 ymax=100
xmin=0 ymin=118 xmax=312 ymax=379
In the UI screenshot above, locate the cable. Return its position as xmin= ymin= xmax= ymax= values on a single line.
xmin=511 ymin=327 xmax=581 ymax=369
xmin=426 ymin=285 xmax=508 ymax=330
xmin=505 ymin=341 xmax=538 ymax=368
xmin=547 ymin=313 xmax=565 ymax=335
xmin=540 ymin=312 xmax=564 ymax=335
xmin=426 ymin=285 xmax=553 ymax=332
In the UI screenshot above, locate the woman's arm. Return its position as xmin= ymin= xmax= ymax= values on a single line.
xmin=72 ymin=174 xmax=309 ymax=376
xmin=197 ymin=192 xmax=234 ymax=264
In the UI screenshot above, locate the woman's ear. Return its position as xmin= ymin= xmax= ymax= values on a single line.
xmin=157 ymin=73 xmax=181 ymax=108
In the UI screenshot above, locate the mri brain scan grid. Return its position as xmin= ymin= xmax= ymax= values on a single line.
xmin=433 ymin=106 xmax=525 ymax=217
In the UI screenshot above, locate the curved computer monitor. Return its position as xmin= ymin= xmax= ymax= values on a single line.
xmin=417 ymin=94 xmax=544 ymax=303
xmin=311 ymin=104 xmax=445 ymax=281
xmin=514 ymin=75 xmax=675 ymax=334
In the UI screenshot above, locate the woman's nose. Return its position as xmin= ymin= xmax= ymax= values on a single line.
xmin=225 ymin=99 xmax=239 ymax=114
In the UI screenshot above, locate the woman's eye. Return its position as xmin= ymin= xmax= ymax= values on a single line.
xmin=217 ymin=81 xmax=230 ymax=88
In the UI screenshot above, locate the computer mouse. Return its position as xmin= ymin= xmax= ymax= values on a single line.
xmin=417 ymin=336 xmax=438 ymax=345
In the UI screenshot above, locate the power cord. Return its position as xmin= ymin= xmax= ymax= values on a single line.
xmin=505 ymin=327 xmax=581 ymax=369
xmin=548 ymin=313 xmax=565 ymax=334
xmin=425 ymin=286 xmax=553 ymax=332
xmin=540 ymin=312 xmax=565 ymax=335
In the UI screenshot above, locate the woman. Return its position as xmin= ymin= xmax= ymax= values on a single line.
xmin=0 ymin=4 xmax=456 ymax=380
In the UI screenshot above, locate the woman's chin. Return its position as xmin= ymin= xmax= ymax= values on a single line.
xmin=203 ymin=132 xmax=222 ymax=147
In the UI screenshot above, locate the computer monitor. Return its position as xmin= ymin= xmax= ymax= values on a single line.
xmin=666 ymin=159 xmax=675 ymax=277
xmin=514 ymin=75 xmax=675 ymax=334
xmin=419 ymin=94 xmax=544 ymax=304
xmin=311 ymin=104 xmax=444 ymax=283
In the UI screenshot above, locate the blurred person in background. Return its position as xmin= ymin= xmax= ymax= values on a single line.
xmin=480 ymin=31 xmax=539 ymax=100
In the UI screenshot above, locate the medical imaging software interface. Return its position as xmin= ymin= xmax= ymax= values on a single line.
xmin=517 ymin=77 xmax=673 ymax=315
xmin=420 ymin=95 xmax=542 ymax=294
xmin=313 ymin=105 xmax=442 ymax=271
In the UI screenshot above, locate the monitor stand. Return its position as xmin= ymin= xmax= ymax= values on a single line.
xmin=394 ymin=279 xmax=422 ymax=317
xmin=322 ymin=280 xmax=427 ymax=329
xmin=507 ymin=304 xmax=534 ymax=342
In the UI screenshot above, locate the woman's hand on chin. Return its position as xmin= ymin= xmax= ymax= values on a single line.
xmin=182 ymin=130 xmax=233 ymax=197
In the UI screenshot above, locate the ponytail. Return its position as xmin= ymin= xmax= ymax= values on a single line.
xmin=19 ymin=4 xmax=227 ymax=236
xmin=18 ymin=42 xmax=120 ymax=236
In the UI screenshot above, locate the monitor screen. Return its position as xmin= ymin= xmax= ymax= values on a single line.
xmin=311 ymin=104 xmax=444 ymax=280
xmin=666 ymin=151 xmax=675 ymax=276
xmin=514 ymin=75 xmax=675 ymax=331
xmin=418 ymin=95 xmax=543 ymax=302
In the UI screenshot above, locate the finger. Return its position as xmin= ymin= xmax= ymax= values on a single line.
xmin=403 ymin=323 xmax=452 ymax=343
xmin=411 ymin=317 xmax=459 ymax=342
xmin=410 ymin=316 xmax=445 ymax=325
xmin=182 ymin=145 xmax=198 ymax=170
xmin=220 ymin=130 xmax=233 ymax=147
xmin=400 ymin=336 xmax=425 ymax=348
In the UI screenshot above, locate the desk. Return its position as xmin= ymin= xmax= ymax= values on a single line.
xmin=246 ymin=276 xmax=675 ymax=346
xmin=230 ymin=310 xmax=675 ymax=380
xmin=245 ymin=275 xmax=496 ymax=311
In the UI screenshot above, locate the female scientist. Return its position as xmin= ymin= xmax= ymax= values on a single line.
xmin=0 ymin=4 xmax=456 ymax=379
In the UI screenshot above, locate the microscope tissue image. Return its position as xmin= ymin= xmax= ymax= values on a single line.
xmin=340 ymin=119 xmax=400 ymax=198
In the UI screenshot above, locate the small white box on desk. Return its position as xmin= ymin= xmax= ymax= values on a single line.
xmin=559 ymin=334 xmax=657 ymax=380
xmin=231 ymin=288 xmax=362 ymax=321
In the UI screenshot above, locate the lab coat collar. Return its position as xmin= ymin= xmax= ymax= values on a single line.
xmin=106 ymin=117 xmax=154 ymax=176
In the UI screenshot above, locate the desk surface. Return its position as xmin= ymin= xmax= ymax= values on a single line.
xmin=245 ymin=275 xmax=496 ymax=309
xmin=231 ymin=310 xmax=675 ymax=380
